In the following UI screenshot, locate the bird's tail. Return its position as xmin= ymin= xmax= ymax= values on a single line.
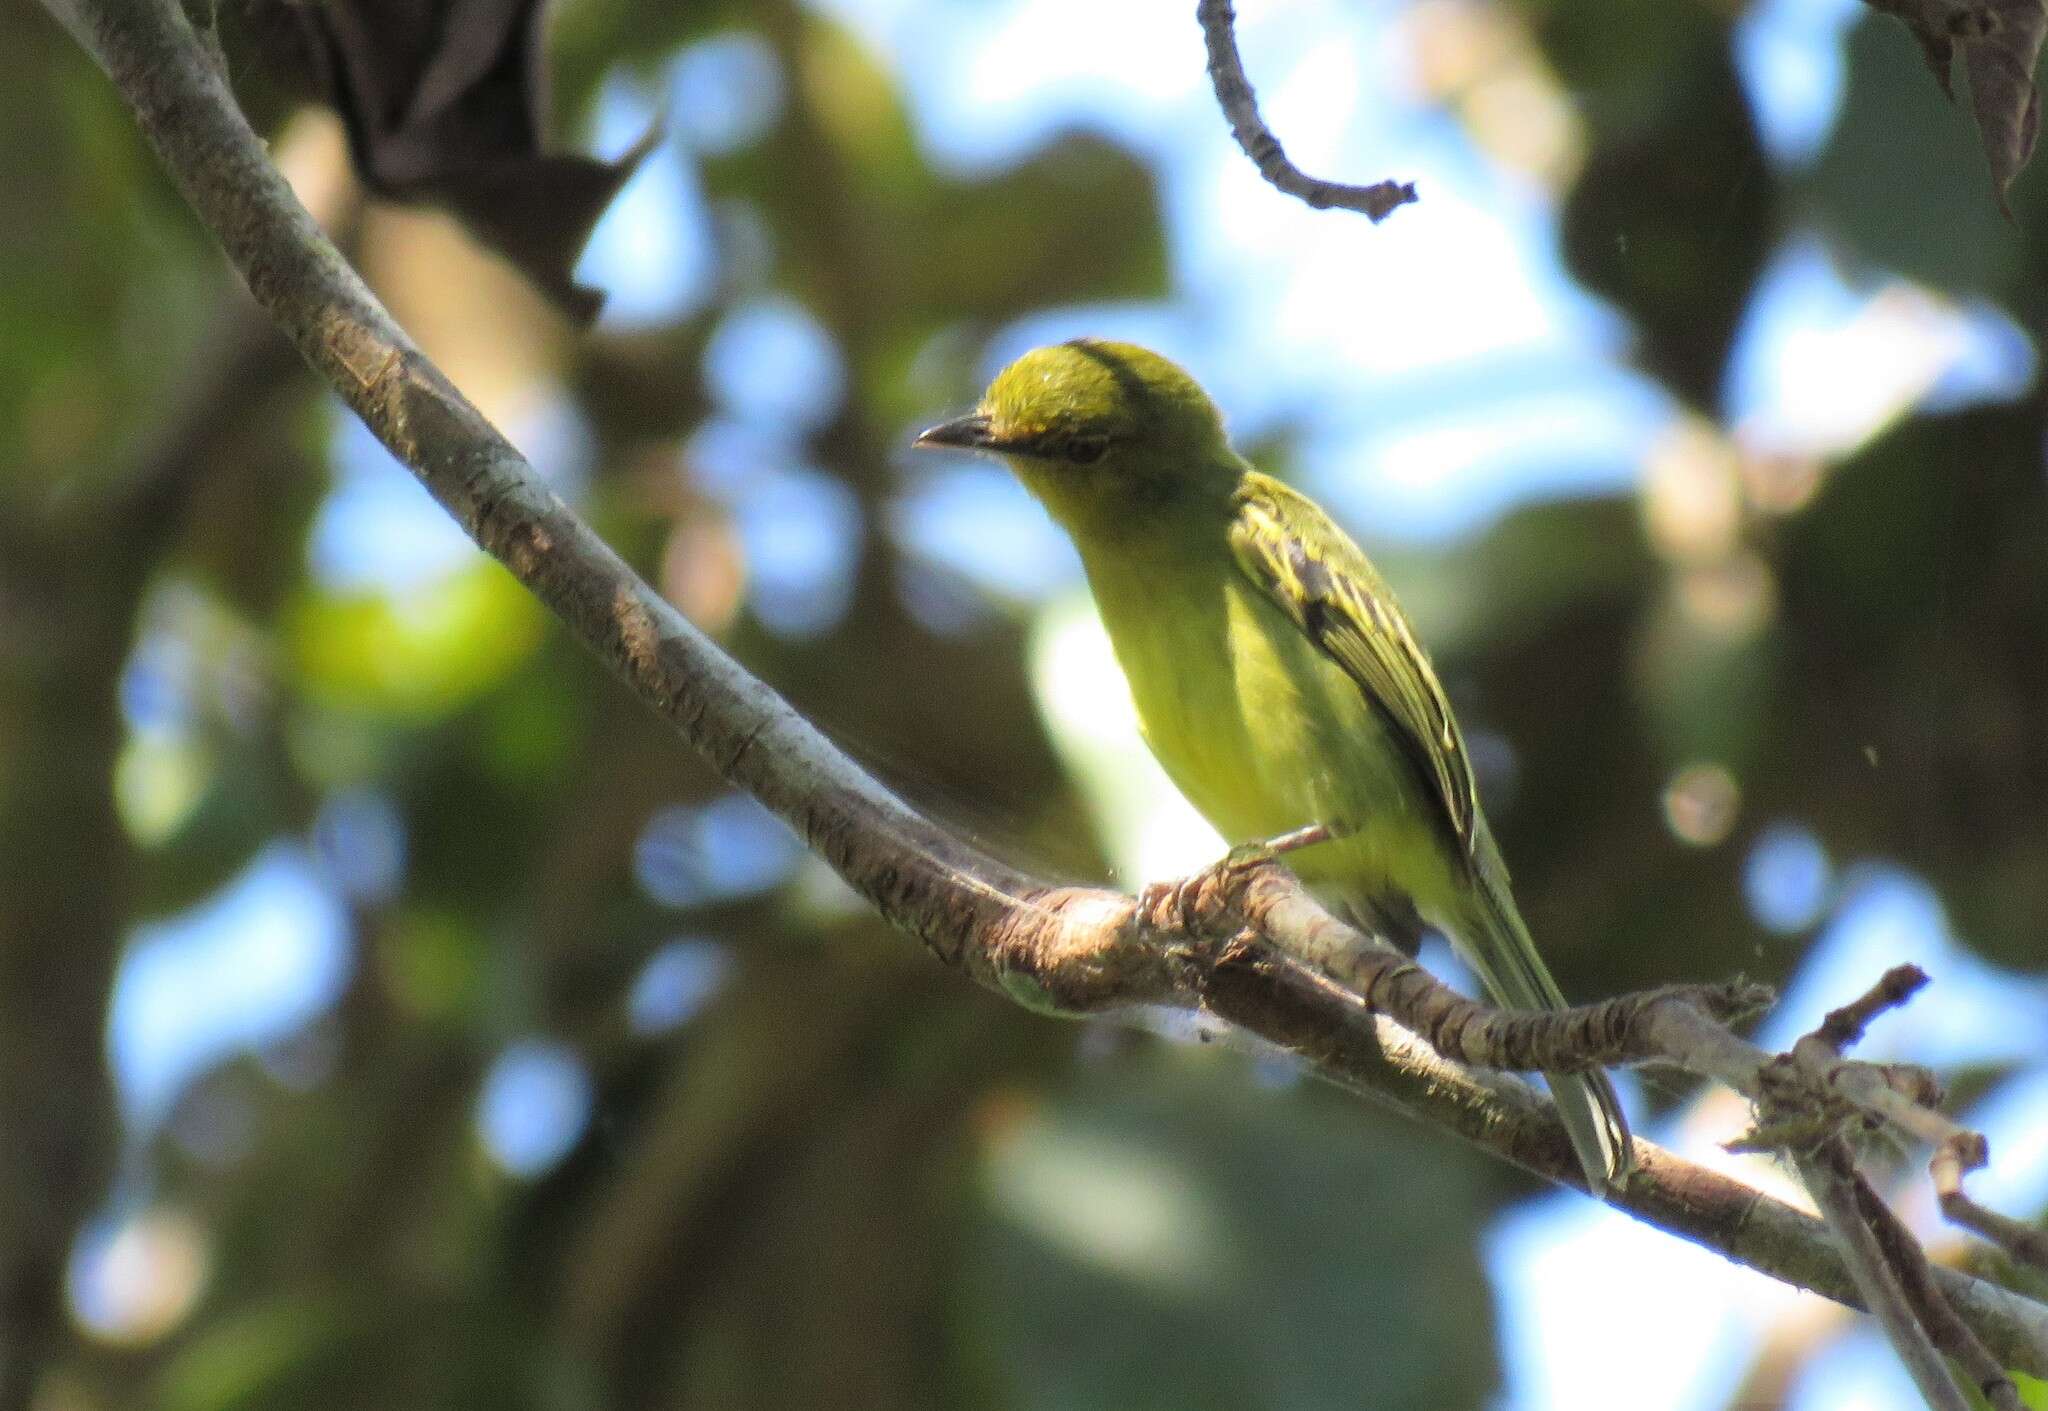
xmin=1454 ymin=835 xmax=1633 ymax=1194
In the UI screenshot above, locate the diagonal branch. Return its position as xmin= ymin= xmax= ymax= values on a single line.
xmin=1847 ymin=1159 xmax=2026 ymax=1411
xmin=46 ymin=0 xmax=2048 ymax=1390
xmin=1797 ymin=1142 xmax=1971 ymax=1411
xmin=1196 ymin=0 xmax=1416 ymax=221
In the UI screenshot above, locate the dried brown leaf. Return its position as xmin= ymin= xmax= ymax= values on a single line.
xmin=1964 ymin=0 xmax=2046 ymax=211
xmin=289 ymin=0 xmax=658 ymax=320
xmin=1866 ymin=0 xmax=2048 ymax=211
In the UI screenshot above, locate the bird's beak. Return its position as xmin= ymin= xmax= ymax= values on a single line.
xmin=914 ymin=412 xmax=997 ymax=451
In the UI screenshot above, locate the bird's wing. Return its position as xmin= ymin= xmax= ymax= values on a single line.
xmin=1228 ymin=475 xmax=1479 ymax=855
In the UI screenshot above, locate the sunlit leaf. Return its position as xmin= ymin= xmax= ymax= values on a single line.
xmin=288 ymin=562 xmax=545 ymax=716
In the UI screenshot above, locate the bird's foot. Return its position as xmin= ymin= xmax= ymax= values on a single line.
xmin=1136 ymin=874 xmax=1202 ymax=932
xmin=1138 ymin=825 xmax=1338 ymax=933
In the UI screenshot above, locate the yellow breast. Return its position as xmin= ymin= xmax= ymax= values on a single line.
xmin=1080 ymin=546 xmax=1449 ymax=905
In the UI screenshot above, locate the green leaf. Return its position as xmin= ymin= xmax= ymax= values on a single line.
xmin=289 ymin=562 xmax=545 ymax=717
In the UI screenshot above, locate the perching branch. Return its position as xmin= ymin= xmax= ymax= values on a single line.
xmin=1148 ymin=862 xmax=1774 ymax=1072
xmin=1195 ymin=0 xmax=1416 ymax=221
xmin=47 ymin=0 xmax=2048 ymax=1393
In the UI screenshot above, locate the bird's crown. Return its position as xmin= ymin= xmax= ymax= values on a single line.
xmin=980 ymin=339 xmax=1225 ymax=461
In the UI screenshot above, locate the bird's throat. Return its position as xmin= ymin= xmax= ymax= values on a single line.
xmin=1012 ymin=459 xmax=1239 ymax=555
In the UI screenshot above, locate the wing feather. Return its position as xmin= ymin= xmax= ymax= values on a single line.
xmin=1228 ymin=477 xmax=1479 ymax=854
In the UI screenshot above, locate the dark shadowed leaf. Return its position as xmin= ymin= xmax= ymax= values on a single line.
xmin=1558 ymin=37 xmax=1777 ymax=410
xmin=1863 ymin=0 xmax=2047 ymax=211
xmin=286 ymin=0 xmax=659 ymax=319
xmin=1772 ymin=400 xmax=2048 ymax=965
xmin=1966 ymin=0 xmax=2047 ymax=208
xmin=1807 ymin=18 xmax=2022 ymax=295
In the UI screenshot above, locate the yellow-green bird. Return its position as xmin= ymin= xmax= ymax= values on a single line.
xmin=916 ymin=338 xmax=1631 ymax=1192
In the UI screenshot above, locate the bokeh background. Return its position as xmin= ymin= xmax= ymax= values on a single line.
xmin=6 ymin=0 xmax=2048 ymax=1406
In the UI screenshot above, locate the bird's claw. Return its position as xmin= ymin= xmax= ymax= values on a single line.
xmin=1145 ymin=842 xmax=1285 ymax=926
xmin=1136 ymin=876 xmax=1199 ymax=931
xmin=1138 ymin=825 xmax=1337 ymax=933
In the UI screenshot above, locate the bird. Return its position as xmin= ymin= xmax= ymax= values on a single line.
xmin=914 ymin=337 xmax=1631 ymax=1193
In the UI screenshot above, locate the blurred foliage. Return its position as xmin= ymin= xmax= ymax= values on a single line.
xmin=5 ymin=0 xmax=2048 ymax=1407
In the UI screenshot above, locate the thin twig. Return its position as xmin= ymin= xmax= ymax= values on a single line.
xmin=1934 ymin=1132 xmax=2048 ymax=1272
xmin=1195 ymin=0 xmax=1416 ymax=221
xmin=1218 ymin=866 xmax=1948 ymax=1157
xmin=1182 ymin=863 xmax=1772 ymax=1069
xmin=1815 ymin=963 xmax=1930 ymax=1050
xmin=1206 ymin=937 xmax=2048 ymax=1375
xmin=1638 ymin=960 xmax=1973 ymax=1156
xmin=1770 ymin=964 xmax=1956 ymax=1150
xmin=1761 ymin=969 xmax=2026 ymax=1407
xmin=1851 ymin=1164 xmax=2026 ymax=1411
xmin=1798 ymin=1142 xmax=1972 ymax=1411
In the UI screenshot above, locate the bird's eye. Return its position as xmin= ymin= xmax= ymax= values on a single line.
xmin=1066 ymin=434 xmax=1108 ymax=465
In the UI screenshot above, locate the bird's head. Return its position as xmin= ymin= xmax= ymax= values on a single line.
xmin=915 ymin=339 xmax=1239 ymax=540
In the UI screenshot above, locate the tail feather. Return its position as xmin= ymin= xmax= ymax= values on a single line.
xmin=1454 ymin=837 xmax=1633 ymax=1194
